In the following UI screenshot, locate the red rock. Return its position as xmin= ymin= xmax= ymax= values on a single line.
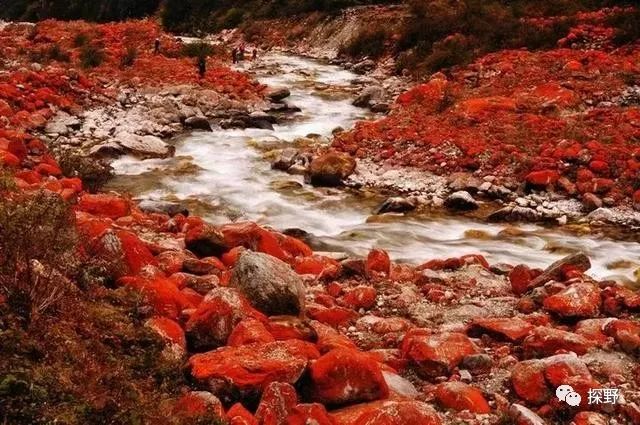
xmin=311 ymin=321 xmax=358 ymax=353
xmin=185 ymin=224 xmax=228 ymax=258
xmin=35 ymin=163 xmax=61 ymax=176
xmin=509 ymin=404 xmax=545 ymax=425
xmin=633 ymin=190 xmax=640 ymax=211
xmin=227 ymin=403 xmax=258 ymax=425
xmin=220 ymin=222 xmax=288 ymax=261
xmin=146 ymin=317 xmax=186 ymax=352
xmin=542 ymin=353 xmax=592 ymax=387
xmin=185 ymin=287 xmax=267 ymax=351
xmin=511 ymin=359 xmax=551 ymax=404
xmin=120 ymin=276 xmax=193 ymax=320
xmin=574 ymin=318 xmax=615 ymax=347
xmin=341 ymin=286 xmax=377 ymax=310
xmin=309 ymin=348 xmax=389 ymax=405
xmin=156 ymin=250 xmax=187 ymax=275
xmin=255 ymin=382 xmax=297 ymax=425
xmin=78 ymin=194 xmax=130 ymax=219
xmin=115 ymin=230 xmax=156 ymax=275
xmin=573 ymin=412 xmax=609 ymax=425
xmin=278 ymin=235 xmax=313 ymax=259
xmin=188 ymin=340 xmax=319 ymax=392
xmin=228 ymin=317 xmax=275 ymax=347
xmin=286 ymin=403 xmax=335 ymax=425
xmin=173 ymin=391 xmax=224 ymax=420
xmin=604 ymin=319 xmax=640 ymax=353
xmin=183 ymin=256 xmax=226 ymax=275
xmin=434 ymin=381 xmax=490 ymax=413
xmin=0 ymin=150 xmax=20 ymax=167
xmin=525 ymin=170 xmax=560 ymax=186
xmin=221 ymin=246 xmax=245 ymax=267
xmin=307 ymin=151 xmax=356 ymax=187
xmin=267 ymin=315 xmax=317 ymax=342
xmin=331 ymin=400 xmax=442 ymax=425
xmin=523 ymin=326 xmax=594 ymax=357
xmin=469 ymin=317 xmax=534 ymax=342
xmin=294 ymin=255 xmax=341 ymax=278
xmin=365 ymin=249 xmax=390 ymax=278
xmin=509 ymin=265 xmax=537 ymax=295
xmin=307 ymin=304 xmax=359 ymax=328
xmin=401 ymin=330 xmax=478 ymax=377
xmin=543 ymin=282 xmax=601 ymax=318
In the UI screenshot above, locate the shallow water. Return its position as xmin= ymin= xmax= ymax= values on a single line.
xmin=107 ymin=53 xmax=640 ymax=283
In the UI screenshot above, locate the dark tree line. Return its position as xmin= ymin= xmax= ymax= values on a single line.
xmin=0 ymin=0 xmax=161 ymax=22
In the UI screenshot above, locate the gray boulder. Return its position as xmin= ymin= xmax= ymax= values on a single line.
xmin=444 ymin=191 xmax=478 ymax=211
xmin=230 ymin=251 xmax=305 ymax=316
xmin=184 ymin=116 xmax=212 ymax=131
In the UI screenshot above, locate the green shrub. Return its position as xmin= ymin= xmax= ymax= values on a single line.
xmin=340 ymin=27 xmax=388 ymax=58
xmin=79 ymin=43 xmax=105 ymax=68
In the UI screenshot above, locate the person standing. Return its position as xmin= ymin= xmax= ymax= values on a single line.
xmin=232 ymin=47 xmax=238 ymax=64
xmin=154 ymin=38 xmax=160 ymax=54
xmin=197 ymin=55 xmax=206 ymax=78
xmin=252 ymin=48 xmax=257 ymax=60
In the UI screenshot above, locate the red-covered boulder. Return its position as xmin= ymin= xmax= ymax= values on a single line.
xmin=77 ymin=193 xmax=130 ymax=219
xmin=543 ymin=283 xmax=601 ymax=318
xmin=434 ymin=381 xmax=491 ymax=413
xmin=267 ymin=315 xmax=318 ymax=342
xmin=509 ymin=264 xmax=537 ymax=295
xmin=311 ymin=321 xmax=358 ymax=353
xmin=401 ymin=330 xmax=478 ymax=377
xmin=365 ymin=249 xmax=390 ymax=278
xmin=227 ymin=403 xmax=258 ymax=425
xmin=511 ymin=359 xmax=551 ymax=404
xmin=115 ymin=230 xmax=156 ymax=275
xmin=294 ymin=255 xmax=341 ymax=278
xmin=525 ymin=170 xmax=560 ymax=187
xmin=604 ymin=319 xmax=640 ymax=353
xmin=287 ymin=403 xmax=335 ymax=425
xmin=523 ymin=326 xmax=594 ymax=357
xmin=341 ymin=286 xmax=377 ymax=310
xmin=188 ymin=340 xmax=319 ymax=393
xmin=309 ymin=348 xmax=389 ymax=406
xmin=469 ymin=317 xmax=534 ymax=342
xmin=228 ymin=317 xmax=275 ymax=347
xmin=573 ymin=412 xmax=608 ymax=425
xmin=120 ymin=276 xmax=193 ymax=320
xmin=307 ymin=304 xmax=359 ymax=328
xmin=331 ymin=400 xmax=442 ymax=425
xmin=146 ymin=317 xmax=187 ymax=356
xmin=185 ymin=287 xmax=267 ymax=351
xmin=185 ymin=224 xmax=228 ymax=258
xmin=172 ymin=391 xmax=224 ymax=421
xmin=255 ymin=382 xmax=297 ymax=425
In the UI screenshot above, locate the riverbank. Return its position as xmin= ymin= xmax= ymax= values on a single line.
xmin=1 ymin=17 xmax=640 ymax=425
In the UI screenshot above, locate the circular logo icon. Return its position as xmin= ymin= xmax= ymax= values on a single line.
xmin=556 ymin=385 xmax=574 ymax=401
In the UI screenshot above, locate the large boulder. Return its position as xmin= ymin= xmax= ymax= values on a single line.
xmin=331 ymin=400 xmax=442 ymax=425
xmin=185 ymin=224 xmax=228 ymax=258
xmin=306 ymin=151 xmax=356 ymax=187
xmin=444 ymin=191 xmax=478 ymax=211
xmin=185 ymin=287 xmax=266 ymax=351
xmin=352 ymin=86 xmax=384 ymax=108
xmin=138 ymin=199 xmax=189 ymax=217
xmin=309 ymin=348 xmax=389 ymax=405
xmin=184 ymin=116 xmax=212 ymax=131
xmin=230 ymin=251 xmax=306 ymax=316
xmin=116 ymin=132 xmax=174 ymax=159
xmin=266 ymin=87 xmax=291 ymax=102
xmin=188 ymin=340 xmax=320 ymax=393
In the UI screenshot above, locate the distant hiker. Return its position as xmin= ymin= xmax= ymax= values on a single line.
xmin=154 ymin=38 xmax=160 ymax=54
xmin=239 ymin=43 xmax=246 ymax=61
xmin=232 ymin=47 xmax=238 ymax=64
xmin=197 ymin=56 xmax=206 ymax=78
xmin=252 ymin=48 xmax=257 ymax=60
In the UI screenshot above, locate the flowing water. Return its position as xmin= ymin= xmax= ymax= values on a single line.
xmin=107 ymin=53 xmax=640 ymax=283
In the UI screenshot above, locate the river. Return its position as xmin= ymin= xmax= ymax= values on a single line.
xmin=106 ymin=53 xmax=640 ymax=283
